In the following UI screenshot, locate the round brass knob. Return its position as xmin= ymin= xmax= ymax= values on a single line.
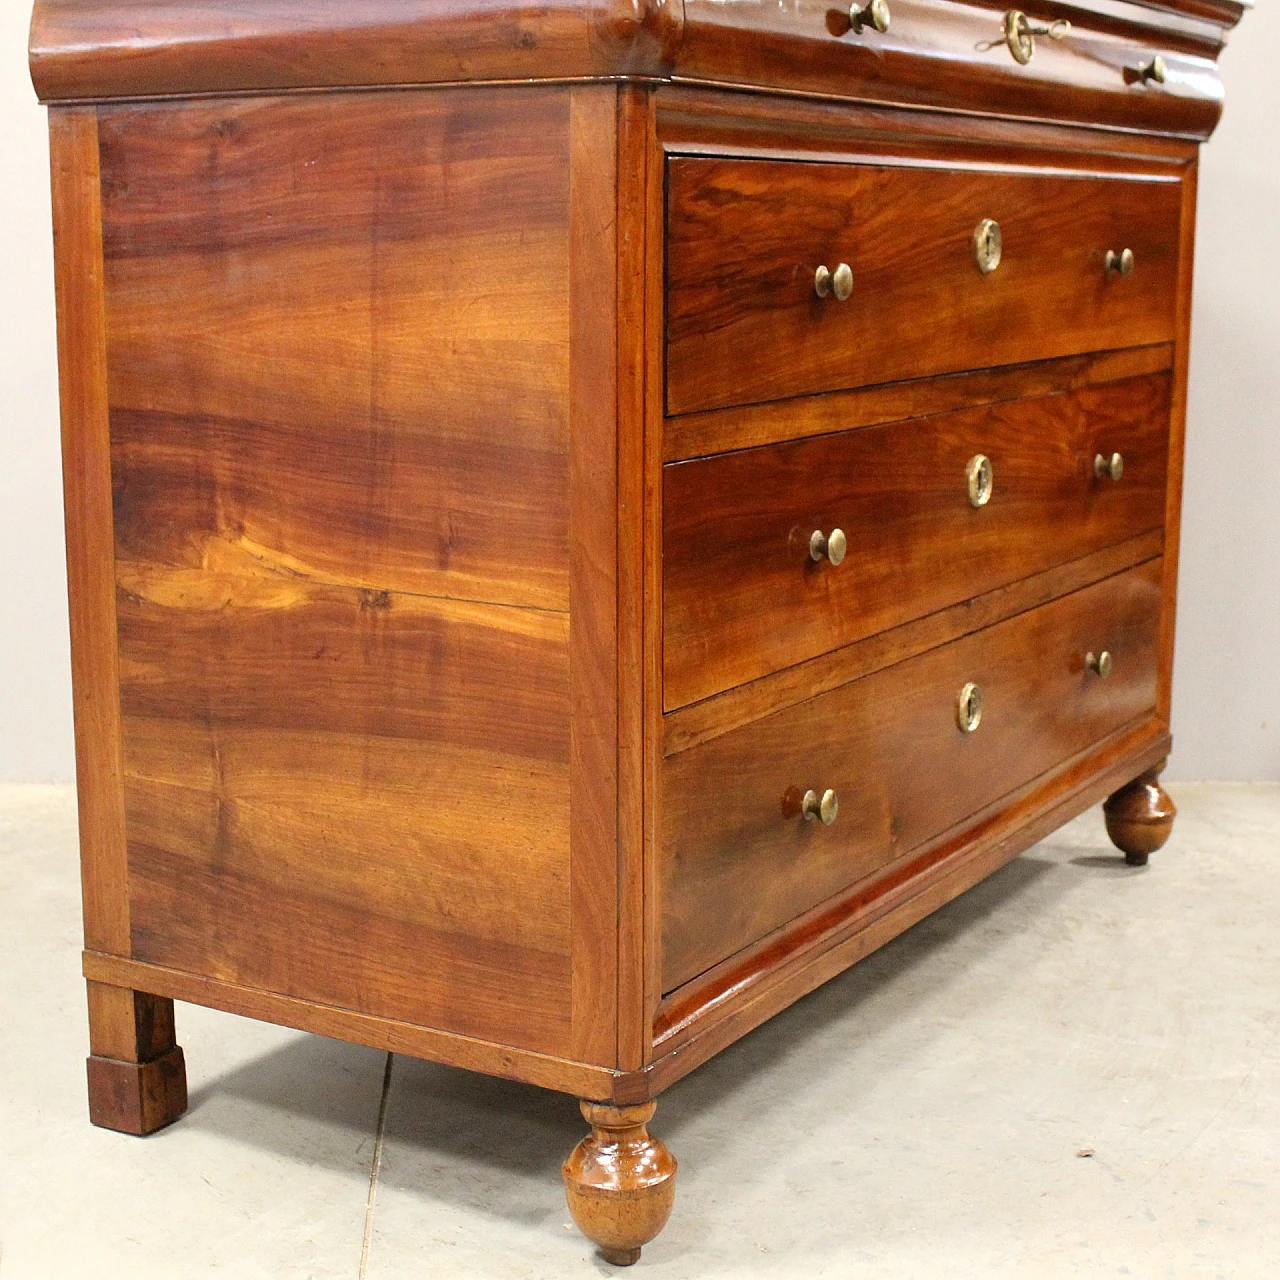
xmin=802 ymin=788 xmax=839 ymax=825
xmin=1002 ymin=9 xmax=1070 ymax=65
xmin=1087 ymin=650 xmax=1113 ymax=678
xmin=850 ymin=0 xmax=891 ymax=33
xmin=1105 ymin=248 xmax=1135 ymax=277
xmin=973 ymin=219 xmax=1002 ymax=274
xmin=1094 ymin=451 xmax=1124 ymax=481
xmin=1139 ymin=54 xmax=1167 ymax=84
xmin=814 ymin=263 xmax=853 ymax=301
xmin=966 ymin=454 xmax=994 ymax=508
xmin=956 ymin=682 xmax=984 ymax=734
xmin=809 ymin=528 xmax=847 ymax=566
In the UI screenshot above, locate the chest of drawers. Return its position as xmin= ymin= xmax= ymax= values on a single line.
xmin=32 ymin=0 xmax=1245 ymax=1264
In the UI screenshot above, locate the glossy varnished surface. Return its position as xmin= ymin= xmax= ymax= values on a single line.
xmin=666 ymin=157 xmax=1183 ymax=415
xmin=101 ymin=88 xmax=580 ymax=1056
xmin=662 ymin=559 xmax=1163 ymax=992
xmin=36 ymin=0 xmax=1237 ymax=1139
xmin=30 ymin=0 xmax=684 ymax=102
xmin=664 ymin=374 xmax=1170 ymax=709
xmin=29 ymin=0 xmax=1238 ymax=140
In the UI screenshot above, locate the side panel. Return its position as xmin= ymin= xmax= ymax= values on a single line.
xmin=99 ymin=87 xmax=587 ymax=1059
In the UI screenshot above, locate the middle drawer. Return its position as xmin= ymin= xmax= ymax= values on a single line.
xmin=664 ymin=372 xmax=1169 ymax=710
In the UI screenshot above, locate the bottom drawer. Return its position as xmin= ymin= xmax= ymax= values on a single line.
xmin=661 ymin=559 xmax=1163 ymax=993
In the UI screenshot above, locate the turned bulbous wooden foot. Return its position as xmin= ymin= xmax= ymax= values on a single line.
xmin=1104 ymin=764 xmax=1176 ymax=866
xmin=562 ymin=1100 xmax=676 ymax=1266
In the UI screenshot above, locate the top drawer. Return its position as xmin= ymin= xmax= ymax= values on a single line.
xmin=666 ymin=158 xmax=1183 ymax=416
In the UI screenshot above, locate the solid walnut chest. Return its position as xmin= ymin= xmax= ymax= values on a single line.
xmin=32 ymin=0 xmax=1245 ymax=1264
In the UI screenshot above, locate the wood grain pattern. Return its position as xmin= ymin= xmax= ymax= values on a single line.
xmin=613 ymin=84 xmax=657 ymax=1073
xmin=656 ymin=80 xmax=1202 ymax=174
xmin=30 ymin=0 xmax=684 ymax=102
xmin=28 ymin=0 xmax=1237 ymax=141
xmin=119 ymin=586 xmax=574 ymax=1052
xmin=568 ymin=84 xmax=621 ymax=1067
xmin=662 ymin=559 xmax=1163 ymax=991
xmin=666 ymin=158 xmax=1183 ymax=415
xmin=85 ymin=979 xmax=187 ymax=1135
xmin=562 ymin=1101 xmax=677 ymax=1266
xmin=85 ymin=948 xmax=630 ymax=1101
xmin=48 ymin=106 xmax=131 ymax=958
xmin=648 ymin=718 xmax=1172 ymax=1080
xmin=674 ymin=0 xmax=1229 ymax=138
xmin=665 ymin=374 xmax=1171 ymax=709
xmin=640 ymin=85 xmax=670 ymax=1064
xmin=101 ymin=90 xmax=573 ymax=614
xmin=664 ymin=343 xmax=1172 ymax=462
xmin=102 ymin=88 xmax=582 ymax=1058
xmin=664 ymin=529 xmax=1164 ymax=755
xmin=34 ymin=0 xmax=1238 ymax=1172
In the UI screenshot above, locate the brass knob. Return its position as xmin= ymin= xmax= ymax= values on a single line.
xmin=956 ymin=682 xmax=984 ymax=734
xmin=810 ymin=528 xmax=848 ymax=566
xmin=1138 ymin=54 xmax=1167 ymax=84
xmin=849 ymin=0 xmax=891 ymax=33
xmin=802 ymin=788 xmax=839 ymax=825
xmin=1105 ymin=248 xmax=1136 ymax=276
xmin=966 ymin=454 xmax=994 ymax=508
xmin=973 ymin=219 xmax=1002 ymax=274
xmin=1002 ymin=9 xmax=1070 ymax=65
xmin=815 ymin=263 xmax=853 ymax=301
xmin=1087 ymin=650 xmax=1113 ymax=678
xmin=1094 ymin=451 xmax=1124 ymax=481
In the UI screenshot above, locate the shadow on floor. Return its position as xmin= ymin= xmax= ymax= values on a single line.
xmin=171 ymin=837 xmax=1119 ymax=1209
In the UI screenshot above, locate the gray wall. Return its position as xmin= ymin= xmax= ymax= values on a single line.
xmin=1 ymin=5 xmax=1276 ymax=783
xmin=1170 ymin=3 xmax=1280 ymax=781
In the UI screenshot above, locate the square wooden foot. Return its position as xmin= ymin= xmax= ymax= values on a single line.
xmin=87 ymin=1045 xmax=188 ymax=1136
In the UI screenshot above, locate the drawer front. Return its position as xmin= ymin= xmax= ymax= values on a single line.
xmin=661 ymin=559 xmax=1162 ymax=993
xmin=664 ymin=373 xmax=1169 ymax=710
xmin=666 ymin=158 xmax=1182 ymax=416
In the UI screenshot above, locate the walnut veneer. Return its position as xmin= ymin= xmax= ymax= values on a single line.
xmin=32 ymin=0 xmax=1244 ymax=1264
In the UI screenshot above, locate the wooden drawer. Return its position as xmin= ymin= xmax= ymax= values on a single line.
xmin=666 ymin=157 xmax=1182 ymax=416
xmin=661 ymin=559 xmax=1162 ymax=992
xmin=664 ymin=373 xmax=1169 ymax=710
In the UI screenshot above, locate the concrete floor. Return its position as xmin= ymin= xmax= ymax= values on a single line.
xmin=1 ymin=783 xmax=1277 ymax=1279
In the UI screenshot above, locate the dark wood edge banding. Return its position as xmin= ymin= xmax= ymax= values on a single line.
xmin=663 ymin=537 xmax=1165 ymax=755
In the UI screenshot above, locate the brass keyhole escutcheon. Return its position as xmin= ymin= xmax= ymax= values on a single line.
xmin=1106 ymin=248 xmax=1136 ymax=277
xmin=1094 ymin=451 xmax=1124 ymax=481
xmin=802 ymin=788 xmax=840 ymax=825
xmin=973 ymin=219 xmax=1002 ymax=274
xmin=1002 ymin=9 xmax=1070 ymax=64
xmin=1087 ymin=650 xmax=1113 ymax=678
xmin=810 ymin=528 xmax=847 ymax=566
xmin=956 ymin=682 xmax=984 ymax=734
xmin=967 ymin=454 xmax=994 ymax=508
xmin=1138 ymin=54 xmax=1167 ymax=84
xmin=849 ymin=0 xmax=891 ymax=33
xmin=815 ymin=262 xmax=854 ymax=301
